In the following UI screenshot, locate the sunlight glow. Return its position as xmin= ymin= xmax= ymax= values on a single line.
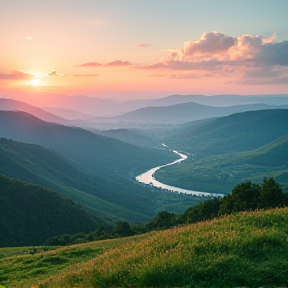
xmin=30 ymin=78 xmax=40 ymax=86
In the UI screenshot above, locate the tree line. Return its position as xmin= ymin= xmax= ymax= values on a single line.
xmin=45 ymin=177 xmax=287 ymax=246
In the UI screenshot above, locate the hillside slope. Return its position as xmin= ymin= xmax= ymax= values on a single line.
xmin=3 ymin=208 xmax=288 ymax=287
xmin=0 ymin=111 xmax=175 ymax=176
xmin=0 ymin=98 xmax=68 ymax=124
xmin=165 ymin=109 xmax=288 ymax=155
xmin=0 ymin=138 xmax=165 ymax=222
xmin=0 ymin=174 xmax=99 ymax=247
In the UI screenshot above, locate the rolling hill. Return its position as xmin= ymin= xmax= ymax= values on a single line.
xmin=0 ymin=138 xmax=170 ymax=223
xmin=0 ymin=111 xmax=176 ymax=177
xmin=3 ymin=208 xmax=288 ymax=287
xmin=165 ymin=109 xmax=288 ymax=155
xmin=152 ymin=110 xmax=288 ymax=193
xmin=156 ymin=133 xmax=288 ymax=193
xmin=0 ymin=98 xmax=68 ymax=124
xmin=0 ymin=174 xmax=100 ymax=247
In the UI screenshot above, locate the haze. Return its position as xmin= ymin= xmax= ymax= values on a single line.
xmin=1 ymin=0 xmax=288 ymax=104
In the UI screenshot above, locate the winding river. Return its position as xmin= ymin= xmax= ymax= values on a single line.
xmin=135 ymin=147 xmax=225 ymax=197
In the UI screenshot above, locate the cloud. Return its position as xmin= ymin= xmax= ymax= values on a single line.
xmin=136 ymin=31 xmax=288 ymax=85
xmin=136 ymin=44 xmax=151 ymax=48
xmin=0 ymin=70 xmax=35 ymax=81
xmin=184 ymin=31 xmax=236 ymax=56
xmin=26 ymin=36 xmax=34 ymax=40
xmin=71 ymin=62 xmax=101 ymax=68
xmin=103 ymin=60 xmax=132 ymax=67
xmin=72 ymin=60 xmax=132 ymax=68
xmin=46 ymin=69 xmax=67 ymax=76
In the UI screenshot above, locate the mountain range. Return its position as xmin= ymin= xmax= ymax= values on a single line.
xmin=111 ymin=102 xmax=288 ymax=124
xmin=7 ymin=93 xmax=288 ymax=117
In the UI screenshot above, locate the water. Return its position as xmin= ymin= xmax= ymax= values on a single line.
xmin=135 ymin=148 xmax=224 ymax=197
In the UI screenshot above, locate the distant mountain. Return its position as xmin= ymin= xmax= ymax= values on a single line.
xmin=114 ymin=102 xmax=287 ymax=124
xmin=0 ymin=138 xmax=163 ymax=222
xmin=0 ymin=174 xmax=99 ymax=247
xmin=44 ymin=107 xmax=95 ymax=120
xmin=0 ymin=111 xmax=175 ymax=177
xmin=11 ymin=93 xmax=288 ymax=117
xmin=165 ymin=109 xmax=288 ymax=155
xmin=0 ymin=98 xmax=68 ymax=124
xmin=148 ymin=94 xmax=288 ymax=107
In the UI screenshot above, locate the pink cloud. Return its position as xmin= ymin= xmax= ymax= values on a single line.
xmin=0 ymin=70 xmax=35 ymax=81
xmin=103 ymin=60 xmax=132 ymax=67
xmin=46 ymin=69 xmax=67 ymax=76
xmin=72 ymin=60 xmax=132 ymax=68
xmin=136 ymin=31 xmax=288 ymax=85
xmin=72 ymin=62 xmax=101 ymax=67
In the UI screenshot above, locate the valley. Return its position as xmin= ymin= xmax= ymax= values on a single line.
xmin=0 ymin=94 xmax=287 ymax=287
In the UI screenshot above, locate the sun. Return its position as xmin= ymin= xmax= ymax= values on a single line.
xmin=30 ymin=78 xmax=40 ymax=86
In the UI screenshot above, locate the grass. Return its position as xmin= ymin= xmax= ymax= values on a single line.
xmin=3 ymin=207 xmax=288 ymax=287
xmin=0 ymin=235 xmax=149 ymax=287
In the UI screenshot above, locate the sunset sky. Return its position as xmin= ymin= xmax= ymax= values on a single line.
xmin=1 ymin=0 xmax=288 ymax=100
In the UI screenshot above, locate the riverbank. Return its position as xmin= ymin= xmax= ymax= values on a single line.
xmin=135 ymin=149 xmax=225 ymax=197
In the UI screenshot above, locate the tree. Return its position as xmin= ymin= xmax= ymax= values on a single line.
xmin=115 ymin=221 xmax=133 ymax=237
xmin=259 ymin=177 xmax=283 ymax=209
xmin=219 ymin=181 xmax=260 ymax=215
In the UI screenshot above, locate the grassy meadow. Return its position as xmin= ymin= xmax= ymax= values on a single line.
xmin=2 ymin=207 xmax=288 ymax=288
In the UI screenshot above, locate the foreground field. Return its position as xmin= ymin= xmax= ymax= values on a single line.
xmin=2 ymin=208 xmax=288 ymax=287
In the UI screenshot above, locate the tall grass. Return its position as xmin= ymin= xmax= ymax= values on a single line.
xmin=30 ymin=208 xmax=288 ymax=288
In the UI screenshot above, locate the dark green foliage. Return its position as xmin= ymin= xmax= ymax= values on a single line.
xmin=146 ymin=211 xmax=177 ymax=230
xmin=43 ymin=178 xmax=287 ymax=248
xmin=115 ymin=221 xmax=134 ymax=237
xmin=219 ymin=178 xmax=285 ymax=215
xmin=219 ymin=181 xmax=260 ymax=215
xmin=0 ymin=174 xmax=99 ymax=247
xmin=181 ymin=198 xmax=221 ymax=224
xmin=259 ymin=177 xmax=284 ymax=209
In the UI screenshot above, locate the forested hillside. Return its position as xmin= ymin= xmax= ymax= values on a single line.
xmin=0 ymin=174 xmax=99 ymax=246
xmin=0 ymin=111 xmax=176 ymax=176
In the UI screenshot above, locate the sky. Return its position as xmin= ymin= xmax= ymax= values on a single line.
xmin=1 ymin=0 xmax=288 ymax=100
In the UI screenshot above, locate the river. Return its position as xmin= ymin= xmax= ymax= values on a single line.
xmin=135 ymin=147 xmax=225 ymax=197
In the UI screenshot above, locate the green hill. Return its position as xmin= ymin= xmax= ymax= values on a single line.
xmin=155 ymin=110 xmax=288 ymax=193
xmin=156 ymin=134 xmax=288 ymax=193
xmin=0 ymin=138 xmax=173 ymax=223
xmin=0 ymin=111 xmax=176 ymax=176
xmin=2 ymin=208 xmax=288 ymax=287
xmin=0 ymin=174 xmax=99 ymax=247
xmin=165 ymin=109 xmax=288 ymax=155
